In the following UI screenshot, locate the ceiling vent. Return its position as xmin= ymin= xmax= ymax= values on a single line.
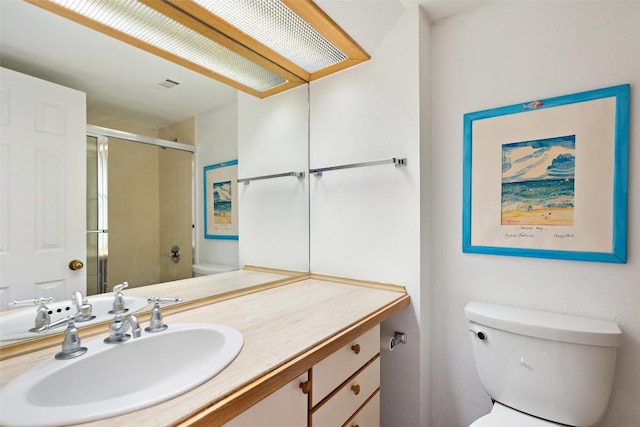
xmin=157 ymin=79 xmax=181 ymax=90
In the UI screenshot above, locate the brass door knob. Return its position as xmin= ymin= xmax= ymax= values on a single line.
xmin=68 ymin=259 xmax=84 ymax=271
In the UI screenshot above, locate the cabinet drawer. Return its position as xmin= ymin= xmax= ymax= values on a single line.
xmin=311 ymin=357 xmax=380 ymax=427
xmin=312 ymin=324 xmax=380 ymax=406
xmin=343 ymin=390 xmax=380 ymax=427
xmin=223 ymin=372 xmax=308 ymax=427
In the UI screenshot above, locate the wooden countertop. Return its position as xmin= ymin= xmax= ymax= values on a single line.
xmin=0 ymin=275 xmax=409 ymax=427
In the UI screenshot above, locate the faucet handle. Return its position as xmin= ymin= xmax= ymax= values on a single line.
xmin=38 ymin=312 xmax=79 ymax=331
xmin=145 ymin=297 xmax=182 ymax=333
xmin=9 ymin=297 xmax=54 ymax=307
xmin=147 ymin=297 xmax=181 ymax=304
xmin=37 ymin=312 xmax=88 ymax=360
xmin=110 ymin=281 xmax=130 ymax=314
xmin=11 ymin=298 xmax=55 ymax=331
xmin=113 ymin=281 xmax=129 ymax=293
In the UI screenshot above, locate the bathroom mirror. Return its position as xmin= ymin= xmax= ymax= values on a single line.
xmin=0 ymin=1 xmax=310 ymax=349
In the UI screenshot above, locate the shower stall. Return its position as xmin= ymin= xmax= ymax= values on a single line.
xmin=85 ymin=126 xmax=195 ymax=295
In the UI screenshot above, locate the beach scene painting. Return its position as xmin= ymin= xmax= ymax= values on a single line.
xmin=501 ymin=135 xmax=575 ymax=226
xmin=212 ymin=180 xmax=232 ymax=225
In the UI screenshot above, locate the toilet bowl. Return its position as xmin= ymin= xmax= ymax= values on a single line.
xmin=192 ymin=263 xmax=237 ymax=277
xmin=465 ymin=301 xmax=622 ymax=427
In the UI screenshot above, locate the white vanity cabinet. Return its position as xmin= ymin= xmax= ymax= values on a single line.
xmin=223 ymin=372 xmax=309 ymax=427
xmin=223 ymin=325 xmax=381 ymax=427
xmin=310 ymin=325 xmax=381 ymax=427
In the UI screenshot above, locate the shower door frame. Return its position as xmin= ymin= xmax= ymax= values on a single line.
xmin=86 ymin=133 xmax=109 ymax=294
xmin=86 ymin=125 xmax=196 ymax=294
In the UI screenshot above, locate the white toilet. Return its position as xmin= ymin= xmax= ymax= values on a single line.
xmin=465 ymin=301 xmax=622 ymax=427
xmin=192 ymin=263 xmax=237 ymax=277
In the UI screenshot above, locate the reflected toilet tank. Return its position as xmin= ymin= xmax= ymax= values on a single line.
xmin=465 ymin=301 xmax=622 ymax=426
xmin=192 ymin=263 xmax=237 ymax=277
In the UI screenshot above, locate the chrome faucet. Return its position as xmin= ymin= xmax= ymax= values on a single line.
xmin=9 ymin=297 xmax=54 ymax=332
xmin=104 ymin=313 xmax=141 ymax=344
xmin=145 ymin=297 xmax=182 ymax=333
xmin=110 ymin=282 xmax=129 ymax=314
xmin=71 ymin=290 xmax=94 ymax=322
xmin=37 ymin=312 xmax=87 ymax=360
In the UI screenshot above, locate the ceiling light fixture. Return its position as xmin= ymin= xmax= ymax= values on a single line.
xmin=26 ymin=0 xmax=370 ymax=98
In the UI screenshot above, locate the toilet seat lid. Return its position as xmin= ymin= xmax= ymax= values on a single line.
xmin=470 ymin=403 xmax=559 ymax=427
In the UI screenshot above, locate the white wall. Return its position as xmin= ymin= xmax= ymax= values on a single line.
xmin=196 ymin=102 xmax=240 ymax=269
xmin=310 ymin=3 xmax=425 ymax=426
xmin=237 ymin=85 xmax=309 ymax=272
xmin=431 ymin=2 xmax=640 ymax=426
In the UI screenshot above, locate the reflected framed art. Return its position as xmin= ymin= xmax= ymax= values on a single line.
xmin=204 ymin=160 xmax=239 ymax=240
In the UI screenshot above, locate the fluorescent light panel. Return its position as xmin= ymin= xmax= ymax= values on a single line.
xmin=31 ymin=0 xmax=368 ymax=97
xmin=51 ymin=0 xmax=287 ymax=92
xmin=193 ymin=0 xmax=347 ymax=73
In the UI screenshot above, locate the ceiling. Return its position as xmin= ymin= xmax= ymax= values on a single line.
xmin=0 ymin=0 xmax=485 ymax=129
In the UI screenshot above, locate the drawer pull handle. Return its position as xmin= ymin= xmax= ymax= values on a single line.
xmin=351 ymin=344 xmax=361 ymax=355
xmin=351 ymin=384 xmax=361 ymax=396
xmin=352 ymin=425 xmax=360 ymax=427
xmin=299 ymin=380 xmax=311 ymax=395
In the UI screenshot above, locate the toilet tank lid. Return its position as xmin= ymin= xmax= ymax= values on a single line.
xmin=465 ymin=301 xmax=622 ymax=347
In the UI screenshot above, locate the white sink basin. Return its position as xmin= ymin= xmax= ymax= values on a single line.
xmin=0 ymin=323 xmax=243 ymax=426
xmin=0 ymin=295 xmax=149 ymax=341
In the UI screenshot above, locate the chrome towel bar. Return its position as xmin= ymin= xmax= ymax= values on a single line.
xmin=238 ymin=171 xmax=305 ymax=185
xmin=310 ymin=157 xmax=407 ymax=176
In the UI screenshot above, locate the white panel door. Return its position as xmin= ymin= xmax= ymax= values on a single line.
xmin=0 ymin=67 xmax=86 ymax=309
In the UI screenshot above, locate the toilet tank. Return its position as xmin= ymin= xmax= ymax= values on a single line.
xmin=465 ymin=301 xmax=622 ymax=427
xmin=192 ymin=263 xmax=237 ymax=277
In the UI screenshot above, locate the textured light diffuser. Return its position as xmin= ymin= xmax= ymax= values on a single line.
xmin=194 ymin=0 xmax=347 ymax=73
xmin=31 ymin=0 xmax=368 ymax=97
xmin=51 ymin=0 xmax=287 ymax=91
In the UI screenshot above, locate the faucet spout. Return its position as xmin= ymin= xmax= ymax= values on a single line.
xmin=71 ymin=291 xmax=94 ymax=322
xmin=71 ymin=291 xmax=83 ymax=311
xmin=128 ymin=314 xmax=142 ymax=338
xmin=104 ymin=313 xmax=141 ymax=343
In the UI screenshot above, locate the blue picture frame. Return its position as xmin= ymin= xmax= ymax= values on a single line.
xmin=463 ymin=84 xmax=629 ymax=263
xmin=204 ymin=160 xmax=239 ymax=240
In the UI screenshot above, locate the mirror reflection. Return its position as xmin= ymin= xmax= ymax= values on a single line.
xmin=0 ymin=0 xmax=310 ymax=348
xmin=86 ymin=130 xmax=195 ymax=295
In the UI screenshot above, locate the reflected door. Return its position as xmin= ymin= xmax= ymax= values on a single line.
xmin=0 ymin=67 xmax=86 ymax=307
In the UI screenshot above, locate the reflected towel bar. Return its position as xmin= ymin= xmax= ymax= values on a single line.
xmin=238 ymin=171 xmax=305 ymax=185
xmin=310 ymin=157 xmax=407 ymax=176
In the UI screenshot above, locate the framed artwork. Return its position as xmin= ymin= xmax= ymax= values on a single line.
xmin=462 ymin=84 xmax=629 ymax=263
xmin=204 ymin=160 xmax=238 ymax=240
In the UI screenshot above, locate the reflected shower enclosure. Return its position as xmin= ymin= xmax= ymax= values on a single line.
xmin=86 ymin=128 xmax=194 ymax=295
